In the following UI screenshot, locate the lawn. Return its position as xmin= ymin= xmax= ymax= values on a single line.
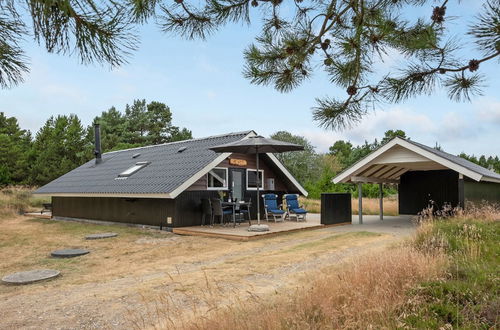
xmin=0 ymin=213 xmax=393 ymax=329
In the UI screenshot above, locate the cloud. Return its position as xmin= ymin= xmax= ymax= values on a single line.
xmin=476 ymin=99 xmax=500 ymax=124
xmin=296 ymin=106 xmax=482 ymax=153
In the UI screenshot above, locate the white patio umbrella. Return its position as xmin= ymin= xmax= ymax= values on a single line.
xmin=210 ymin=136 xmax=304 ymax=231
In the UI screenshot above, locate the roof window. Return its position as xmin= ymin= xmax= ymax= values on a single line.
xmin=118 ymin=161 xmax=150 ymax=178
xmin=132 ymin=153 xmax=141 ymax=159
xmin=177 ymin=146 xmax=187 ymax=153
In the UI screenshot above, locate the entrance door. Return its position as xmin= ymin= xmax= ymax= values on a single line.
xmin=230 ymin=169 xmax=245 ymax=202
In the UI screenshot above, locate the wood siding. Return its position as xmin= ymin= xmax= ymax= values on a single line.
xmin=464 ymin=180 xmax=500 ymax=204
xmin=52 ymin=197 xmax=175 ymax=227
xmin=186 ymin=153 xmax=287 ymax=191
xmin=399 ymin=170 xmax=459 ymax=215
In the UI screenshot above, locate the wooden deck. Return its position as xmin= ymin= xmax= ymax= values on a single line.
xmin=24 ymin=212 xmax=52 ymax=219
xmin=173 ymin=214 xmax=350 ymax=241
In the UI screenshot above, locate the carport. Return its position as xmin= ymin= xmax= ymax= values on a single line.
xmin=333 ymin=137 xmax=500 ymax=224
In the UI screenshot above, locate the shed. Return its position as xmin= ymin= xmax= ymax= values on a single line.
xmin=333 ymin=137 xmax=500 ymax=223
xmin=34 ymin=130 xmax=307 ymax=228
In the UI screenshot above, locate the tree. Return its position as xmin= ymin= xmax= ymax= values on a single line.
xmin=381 ymin=129 xmax=407 ymax=144
xmin=3 ymin=1 xmax=499 ymax=132
xmin=87 ymin=99 xmax=193 ymax=152
xmin=30 ymin=115 xmax=87 ymax=185
xmin=270 ymin=131 xmax=321 ymax=184
xmin=0 ymin=112 xmax=32 ymax=184
xmin=0 ymin=0 xmax=137 ymax=89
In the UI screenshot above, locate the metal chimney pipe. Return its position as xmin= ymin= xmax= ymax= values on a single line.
xmin=94 ymin=123 xmax=102 ymax=164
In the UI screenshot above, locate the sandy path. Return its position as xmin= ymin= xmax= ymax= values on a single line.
xmin=0 ymin=217 xmax=414 ymax=329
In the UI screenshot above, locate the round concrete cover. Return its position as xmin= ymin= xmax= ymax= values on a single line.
xmin=85 ymin=232 xmax=118 ymax=240
xmin=2 ymin=269 xmax=60 ymax=285
xmin=248 ymin=224 xmax=270 ymax=232
xmin=51 ymin=249 xmax=90 ymax=258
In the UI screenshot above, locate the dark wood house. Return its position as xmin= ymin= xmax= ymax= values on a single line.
xmin=34 ymin=130 xmax=307 ymax=228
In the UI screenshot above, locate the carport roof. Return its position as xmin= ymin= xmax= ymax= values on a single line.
xmin=333 ymin=137 xmax=500 ymax=184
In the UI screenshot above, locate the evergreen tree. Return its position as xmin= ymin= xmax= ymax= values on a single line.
xmin=2 ymin=1 xmax=498 ymax=132
xmin=270 ymin=131 xmax=321 ymax=184
xmin=30 ymin=115 xmax=86 ymax=185
xmin=0 ymin=112 xmax=32 ymax=185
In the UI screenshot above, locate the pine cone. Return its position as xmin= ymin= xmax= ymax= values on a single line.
xmin=439 ymin=68 xmax=446 ymax=74
xmin=321 ymin=39 xmax=330 ymax=50
xmin=324 ymin=58 xmax=333 ymax=66
xmin=175 ymin=0 xmax=183 ymax=4
xmin=347 ymin=85 xmax=357 ymax=95
xmin=286 ymin=47 xmax=294 ymax=55
xmin=431 ymin=6 xmax=446 ymax=23
xmin=468 ymin=59 xmax=479 ymax=72
xmin=251 ymin=0 xmax=258 ymax=7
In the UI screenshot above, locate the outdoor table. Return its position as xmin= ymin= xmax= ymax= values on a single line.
xmin=221 ymin=201 xmax=251 ymax=227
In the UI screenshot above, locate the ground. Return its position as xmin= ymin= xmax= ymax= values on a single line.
xmin=0 ymin=215 xmax=414 ymax=329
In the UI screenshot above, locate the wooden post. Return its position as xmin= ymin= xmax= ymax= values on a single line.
xmin=358 ymin=182 xmax=363 ymax=224
xmin=458 ymin=173 xmax=465 ymax=209
xmin=379 ymin=183 xmax=383 ymax=221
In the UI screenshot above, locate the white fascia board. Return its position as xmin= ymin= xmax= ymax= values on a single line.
xmin=34 ymin=192 xmax=172 ymax=199
xmin=169 ymin=152 xmax=233 ymax=198
xmin=333 ymin=137 xmax=484 ymax=183
xmin=481 ymin=176 xmax=500 ymax=183
xmin=397 ymin=139 xmax=483 ymax=181
xmin=169 ymin=131 xmax=257 ymax=198
xmin=266 ymin=153 xmax=309 ymax=197
xmin=333 ymin=139 xmax=400 ymax=184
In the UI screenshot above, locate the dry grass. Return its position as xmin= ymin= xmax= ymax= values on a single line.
xmin=170 ymin=246 xmax=446 ymax=330
xmin=300 ymin=196 xmax=398 ymax=215
xmin=0 ymin=186 xmax=49 ymax=218
xmin=0 ymin=210 xmax=390 ymax=328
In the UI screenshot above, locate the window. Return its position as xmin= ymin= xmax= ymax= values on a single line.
xmin=207 ymin=167 xmax=228 ymax=189
xmin=118 ymin=161 xmax=150 ymax=178
xmin=246 ymin=169 xmax=264 ymax=190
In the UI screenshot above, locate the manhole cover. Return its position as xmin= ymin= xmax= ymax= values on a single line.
xmin=51 ymin=249 xmax=90 ymax=258
xmin=85 ymin=232 xmax=118 ymax=240
xmin=2 ymin=269 xmax=60 ymax=285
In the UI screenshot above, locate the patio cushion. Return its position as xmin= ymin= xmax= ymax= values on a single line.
xmin=263 ymin=194 xmax=280 ymax=211
xmin=285 ymin=195 xmax=300 ymax=209
xmin=269 ymin=209 xmax=285 ymax=215
xmin=223 ymin=209 xmax=233 ymax=215
xmin=290 ymin=208 xmax=307 ymax=214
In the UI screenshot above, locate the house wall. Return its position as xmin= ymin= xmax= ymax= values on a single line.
xmin=399 ymin=170 xmax=459 ymax=214
xmin=52 ymin=197 xmax=175 ymax=227
xmin=464 ymin=180 xmax=500 ymax=204
xmin=186 ymin=153 xmax=287 ymax=191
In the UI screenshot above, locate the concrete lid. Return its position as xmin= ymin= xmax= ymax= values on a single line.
xmin=51 ymin=249 xmax=90 ymax=258
xmin=2 ymin=269 xmax=60 ymax=285
xmin=85 ymin=232 xmax=118 ymax=240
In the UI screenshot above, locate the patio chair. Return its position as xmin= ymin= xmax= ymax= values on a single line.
xmin=210 ymin=198 xmax=233 ymax=225
xmin=262 ymin=194 xmax=285 ymax=222
xmin=201 ymin=198 xmax=213 ymax=226
xmin=235 ymin=201 xmax=252 ymax=225
xmin=284 ymin=194 xmax=307 ymax=222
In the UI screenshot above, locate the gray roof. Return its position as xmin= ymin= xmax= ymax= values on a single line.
xmin=35 ymin=131 xmax=253 ymax=196
xmin=405 ymin=139 xmax=500 ymax=181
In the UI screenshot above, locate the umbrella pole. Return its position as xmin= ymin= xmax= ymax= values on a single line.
xmin=256 ymin=148 xmax=260 ymax=225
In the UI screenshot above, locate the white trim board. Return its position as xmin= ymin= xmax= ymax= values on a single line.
xmin=333 ymin=137 xmax=489 ymax=184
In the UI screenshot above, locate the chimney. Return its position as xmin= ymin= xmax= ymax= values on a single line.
xmin=94 ymin=123 xmax=102 ymax=164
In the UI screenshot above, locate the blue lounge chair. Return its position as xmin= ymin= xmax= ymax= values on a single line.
xmin=284 ymin=194 xmax=307 ymax=221
xmin=262 ymin=194 xmax=285 ymax=222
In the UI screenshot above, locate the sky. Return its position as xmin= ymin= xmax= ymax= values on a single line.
xmin=1 ymin=1 xmax=499 ymax=157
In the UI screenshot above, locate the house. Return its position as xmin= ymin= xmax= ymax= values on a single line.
xmin=333 ymin=137 xmax=500 ymax=221
xmin=34 ymin=129 xmax=307 ymax=228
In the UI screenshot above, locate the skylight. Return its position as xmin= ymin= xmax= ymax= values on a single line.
xmin=118 ymin=161 xmax=150 ymax=178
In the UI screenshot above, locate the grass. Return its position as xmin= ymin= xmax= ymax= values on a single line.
xmin=398 ymin=205 xmax=500 ymax=328
xmin=300 ymin=195 xmax=399 ymax=215
xmin=162 ymin=205 xmax=498 ymax=330
xmin=0 ymin=186 xmax=49 ymax=217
